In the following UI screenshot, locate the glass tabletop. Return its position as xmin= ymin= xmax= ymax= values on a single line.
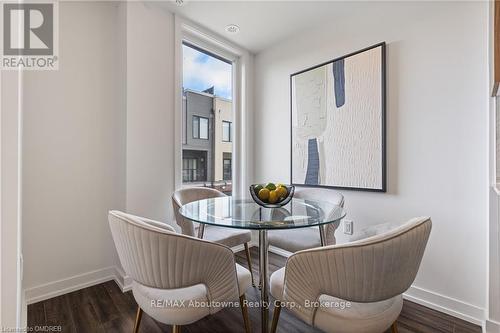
xmin=179 ymin=196 xmax=346 ymax=230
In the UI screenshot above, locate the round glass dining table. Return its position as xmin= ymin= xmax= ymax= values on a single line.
xmin=179 ymin=196 xmax=346 ymax=333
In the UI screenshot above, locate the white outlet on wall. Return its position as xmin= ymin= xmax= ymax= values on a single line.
xmin=344 ymin=220 xmax=353 ymax=235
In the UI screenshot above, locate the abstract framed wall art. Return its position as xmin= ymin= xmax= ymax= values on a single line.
xmin=290 ymin=42 xmax=386 ymax=192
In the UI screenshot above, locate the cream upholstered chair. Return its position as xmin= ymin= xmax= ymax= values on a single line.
xmin=269 ymin=217 xmax=432 ymax=333
xmin=172 ymin=187 xmax=255 ymax=285
xmin=108 ymin=210 xmax=252 ymax=333
xmin=268 ymin=187 xmax=345 ymax=253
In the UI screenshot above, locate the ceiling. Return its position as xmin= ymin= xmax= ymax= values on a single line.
xmin=161 ymin=1 xmax=364 ymax=53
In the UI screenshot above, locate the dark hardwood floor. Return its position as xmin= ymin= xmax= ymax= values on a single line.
xmin=28 ymin=247 xmax=481 ymax=333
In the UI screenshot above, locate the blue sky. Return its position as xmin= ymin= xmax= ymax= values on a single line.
xmin=183 ymin=44 xmax=232 ymax=100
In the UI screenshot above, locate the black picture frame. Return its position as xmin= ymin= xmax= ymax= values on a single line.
xmin=290 ymin=42 xmax=386 ymax=192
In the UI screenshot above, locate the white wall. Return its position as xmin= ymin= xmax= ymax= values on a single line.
xmin=488 ymin=0 xmax=500 ymax=330
xmin=20 ymin=1 xmax=199 ymax=302
xmin=22 ymin=2 xmax=125 ymax=294
xmin=21 ymin=1 xmax=179 ymax=302
xmin=254 ymin=1 xmax=489 ymax=323
xmin=125 ymin=2 xmax=176 ymax=225
xmin=1 ymin=71 xmax=23 ymax=328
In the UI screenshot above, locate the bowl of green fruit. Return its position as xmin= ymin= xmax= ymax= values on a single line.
xmin=250 ymin=183 xmax=295 ymax=208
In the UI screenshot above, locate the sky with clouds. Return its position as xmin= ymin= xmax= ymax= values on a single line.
xmin=183 ymin=44 xmax=232 ymax=100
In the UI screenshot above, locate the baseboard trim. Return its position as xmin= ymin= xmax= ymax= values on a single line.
xmin=25 ymin=266 xmax=117 ymax=304
xmin=113 ymin=266 xmax=132 ymax=292
xmin=403 ymin=286 xmax=484 ymax=325
xmin=231 ymin=243 xmax=247 ymax=253
xmin=268 ymin=245 xmax=292 ymax=258
xmin=486 ymin=319 xmax=500 ymax=333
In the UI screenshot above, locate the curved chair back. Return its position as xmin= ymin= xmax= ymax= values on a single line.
xmin=294 ymin=187 xmax=345 ymax=245
xmin=283 ymin=217 xmax=432 ymax=324
xmin=294 ymin=187 xmax=344 ymax=207
xmin=172 ymin=187 xmax=226 ymax=236
xmin=108 ymin=210 xmax=240 ymax=313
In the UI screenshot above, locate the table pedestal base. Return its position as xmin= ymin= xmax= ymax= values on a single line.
xmin=259 ymin=230 xmax=269 ymax=333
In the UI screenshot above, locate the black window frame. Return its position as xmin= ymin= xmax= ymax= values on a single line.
xmin=182 ymin=156 xmax=206 ymax=182
xmin=193 ymin=115 xmax=209 ymax=140
xmin=223 ymin=158 xmax=232 ymax=181
xmin=222 ymin=121 xmax=232 ymax=142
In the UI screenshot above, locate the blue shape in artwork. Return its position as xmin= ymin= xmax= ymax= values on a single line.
xmin=305 ymin=138 xmax=320 ymax=185
xmin=333 ymin=59 xmax=345 ymax=108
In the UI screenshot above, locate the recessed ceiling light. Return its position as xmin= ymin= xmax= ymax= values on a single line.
xmin=225 ymin=24 xmax=240 ymax=34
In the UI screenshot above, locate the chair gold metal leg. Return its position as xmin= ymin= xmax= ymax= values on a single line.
xmin=391 ymin=322 xmax=398 ymax=333
xmin=172 ymin=325 xmax=181 ymax=333
xmin=244 ymin=243 xmax=255 ymax=287
xmin=271 ymin=303 xmax=282 ymax=333
xmin=240 ymin=295 xmax=252 ymax=333
xmin=133 ymin=307 xmax=143 ymax=333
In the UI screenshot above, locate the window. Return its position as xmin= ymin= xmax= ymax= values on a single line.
xmin=183 ymin=158 xmax=197 ymax=182
xmin=222 ymin=121 xmax=232 ymax=142
xmin=182 ymin=154 xmax=207 ymax=182
xmin=193 ymin=116 xmax=209 ymax=140
xmin=181 ymin=41 xmax=234 ymax=194
xmin=182 ymin=42 xmax=232 ymax=99
xmin=192 ymin=116 xmax=199 ymax=138
xmin=223 ymin=158 xmax=232 ymax=180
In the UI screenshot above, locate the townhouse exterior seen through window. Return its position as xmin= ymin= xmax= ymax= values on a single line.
xmin=182 ymin=89 xmax=233 ymax=193
xmin=182 ymin=42 xmax=233 ymax=194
